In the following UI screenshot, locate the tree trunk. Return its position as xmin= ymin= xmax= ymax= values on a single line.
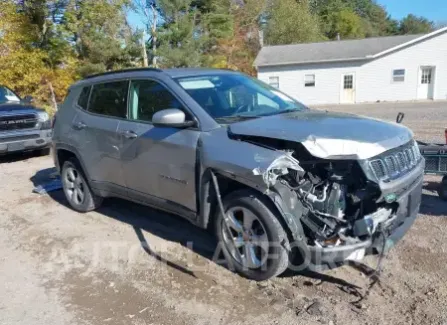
xmin=151 ymin=4 xmax=157 ymax=68
xmin=48 ymin=82 xmax=58 ymax=112
xmin=142 ymin=30 xmax=149 ymax=67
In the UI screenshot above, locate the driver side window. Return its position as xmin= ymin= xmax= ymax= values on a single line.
xmin=129 ymin=79 xmax=186 ymax=122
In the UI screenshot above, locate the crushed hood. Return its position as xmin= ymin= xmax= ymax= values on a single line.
xmin=229 ymin=110 xmax=413 ymax=160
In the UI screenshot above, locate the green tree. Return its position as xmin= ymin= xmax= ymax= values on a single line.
xmin=265 ymin=0 xmax=323 ymax=45
xmin=156 ymin=0 xmax=207 ymax=67
xmin=326 ymin=8 xmax=365 ymax=39
xmin=399 ymin=14 xmax=434 ymax=34
xmin=62 ymin=0 xmax=140 ymax=76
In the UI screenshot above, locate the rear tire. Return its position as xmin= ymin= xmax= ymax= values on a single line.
xmin=61 ymin=158 xmax=103 ymax=212
xmin=215 ymin=189 xmax=289 ymax=281
xmin=438 ymin=176 xmax=447 ymax=201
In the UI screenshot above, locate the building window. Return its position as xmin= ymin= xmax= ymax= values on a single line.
xmin=421 ymin=68 xmax=432 ymax=84
xmin=269 ymin=76 xmax=279 ymax=89
xmin=393 ymin=69 xmax=405 ymax=82
xmin=343 ymin=75 xmax=353 ymax=89
xmin=305 ymin=74 xmax=315 ymax=87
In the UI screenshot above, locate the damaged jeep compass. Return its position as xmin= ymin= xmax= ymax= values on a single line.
xmin=53 ymin=68 xmax=424 ymax=281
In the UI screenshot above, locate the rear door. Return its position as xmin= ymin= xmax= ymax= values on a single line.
xmin=117 ymin=78 xmax=200 ymax=214
xmin=71 ymin=80 xmax=129 ymax=193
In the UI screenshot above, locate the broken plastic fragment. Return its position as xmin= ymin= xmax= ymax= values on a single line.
xmin=253 ymin=154 xmax=303 ymax=187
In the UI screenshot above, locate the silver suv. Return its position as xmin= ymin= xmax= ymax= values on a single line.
xmin=0 ymin=86 xmax=52 ymax=156
xmin=53 ymin=68 xmax=424 ymax=281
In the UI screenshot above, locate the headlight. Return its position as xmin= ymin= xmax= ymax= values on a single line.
xmin=37 ymin=112 xmax=49 ymax=122
xmin=37 ymin=112 xmax=52 ymax=129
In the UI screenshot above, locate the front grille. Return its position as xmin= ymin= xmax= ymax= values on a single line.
xmin=0 ymin=114 xmax=37 ymax=131
xmin=0 ymin=134 xmax=39 ymax=143
xmin=369 ymin=141 xmax=421 ymax=182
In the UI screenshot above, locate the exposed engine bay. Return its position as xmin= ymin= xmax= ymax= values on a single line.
xmin=279 ymin=157 xmax=396 ymax=248
xmin=242 ymin=136 xmax=402 ymax=250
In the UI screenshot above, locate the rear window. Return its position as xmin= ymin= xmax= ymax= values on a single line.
xmin=88 ymin=81 xmax=129 ymax=118
xmin=77 ymin=86 xmax=91 ymax=110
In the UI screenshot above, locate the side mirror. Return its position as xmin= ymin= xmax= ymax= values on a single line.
xmin=152 ymin=108 xmax=196 ymax=128
xmin=23 ymin=95 xmax=34 ymax=104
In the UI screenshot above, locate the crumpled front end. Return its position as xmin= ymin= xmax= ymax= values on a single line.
xmin=243 ymin=137 xmax=424 ymax=269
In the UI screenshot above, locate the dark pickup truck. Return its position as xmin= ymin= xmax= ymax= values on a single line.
xmin=0 ymin=86 xmax=52 ymax=156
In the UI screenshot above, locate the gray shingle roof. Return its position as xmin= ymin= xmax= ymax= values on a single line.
xmin=254 ymin=34 xmax=424 ymax=67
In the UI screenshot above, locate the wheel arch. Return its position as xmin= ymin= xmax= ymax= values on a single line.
xmin=54 ymin=144 xmax=91 ymax=182
xmin=198 ymin=168 xmax=305 ymax=244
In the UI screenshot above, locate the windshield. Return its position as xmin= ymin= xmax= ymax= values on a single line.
xmin=0 ymin=86 xmax=20 ymax=104
xmin=177 ymin=74 xmax=308 ymax=122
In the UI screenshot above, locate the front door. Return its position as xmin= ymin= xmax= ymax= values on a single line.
xmin=341 ymin=73 xmax=356 ymax=104
xmin=118 ymin=79 xmax=200 ymax=214
xmin=417 ymin=67 xmax=435 ymax=100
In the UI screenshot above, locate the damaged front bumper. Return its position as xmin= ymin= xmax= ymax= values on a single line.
xmin=303 ymin=159 xmax=424 ymax=270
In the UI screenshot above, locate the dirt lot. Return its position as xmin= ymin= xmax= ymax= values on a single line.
xmin=1 ymin=102 xmax=447 ymax=325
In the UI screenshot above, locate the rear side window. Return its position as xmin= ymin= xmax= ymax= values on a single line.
xmin=77 ymin=86 xmax=91 ymax=110
xmin=89 ymin=81 xmax=129 ymax=118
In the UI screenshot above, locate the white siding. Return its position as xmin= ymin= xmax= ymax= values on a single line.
xmin=257 ymin=31 xmax=447 ymax=105
xmin=258 ymin=62 xmax=361 ymax=105
xmin=358 ymin=32 xmax=447 ymax=102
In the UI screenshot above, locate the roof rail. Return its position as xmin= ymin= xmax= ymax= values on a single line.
xmin=84 ymin=68 xmax=163 ymax=80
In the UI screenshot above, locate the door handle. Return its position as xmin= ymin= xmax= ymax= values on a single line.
xmin=120 ymin=130 xmax=138 ymax=139
xmin=72 ymin=121 xmax=86 ymax=130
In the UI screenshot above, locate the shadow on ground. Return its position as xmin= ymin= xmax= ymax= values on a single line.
xmin=420 ymin=181 xmax=447 ymax=216
xmin=30 ymin=167 xmax=425 ymax=290
xmin=0 ymin=151 xmax=43 ymax=164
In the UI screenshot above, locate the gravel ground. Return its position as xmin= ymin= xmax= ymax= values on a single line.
xmin=1 ymin=102 xmax=447 ymax=325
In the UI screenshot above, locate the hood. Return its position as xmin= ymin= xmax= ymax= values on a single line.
xmin=228 ymin=110 xmax=413 ymax=160
xmin=0 ymin=102 xmax=43 ymax=114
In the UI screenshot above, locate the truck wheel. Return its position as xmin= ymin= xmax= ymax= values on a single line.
xmin=215 ymin=189 xmax=289 ymax=281
xmin=61 ymin=158 xmax=103 ymax=212
xmin=438 ymin=176 xmax=447 ymax=201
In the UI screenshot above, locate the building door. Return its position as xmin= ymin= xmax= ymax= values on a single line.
xmin=417 ymin=67 xmax=435 ymax=100
xmin=341 ymin=73 xmax=356 ymax=104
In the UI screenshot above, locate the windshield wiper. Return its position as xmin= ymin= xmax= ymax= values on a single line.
xmin=259 ymin=108 xmax=300 ymax=117
xmin=215 ymin=115 xmax=259 ymax=122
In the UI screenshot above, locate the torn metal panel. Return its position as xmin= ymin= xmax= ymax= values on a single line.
xmin=229 ymin=110 xmax=413 ymax=160
xmin=253 ymin=153 xmax=303 ymax=187
xmin=200 ymin=128 xmax=292 ymax=189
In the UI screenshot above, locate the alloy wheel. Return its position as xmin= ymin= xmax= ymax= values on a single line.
xmin=64 ymin=167 xmax=85 ymax=205
xmin=222 ymin=207 xmax=270 ymax=269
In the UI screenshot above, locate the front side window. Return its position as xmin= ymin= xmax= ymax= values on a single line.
xmin=77 ymin=86 xmax=91 ymax=110
xmin=88 ymin=81 xmax=128 ymax=118
xmin=129 ymin=79 xmax=185 ymax=122
xmin=0 ymin=86 xmax=20 ymax=104
xmin=177 ymin=74 xmax=307 ymax=122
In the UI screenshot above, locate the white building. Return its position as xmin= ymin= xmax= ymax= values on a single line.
xmin=254 ymin=27 xmax=447 ymax=105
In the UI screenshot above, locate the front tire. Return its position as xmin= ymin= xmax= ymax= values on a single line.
xmin=215 ymin=189 xmax=289 ymax=281
xmin=61 ymin=158 xmax=103 ymax=212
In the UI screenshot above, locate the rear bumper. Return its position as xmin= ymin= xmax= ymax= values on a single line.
xmin=305 ymin=162 xmax=424 ymax=270
xmin=0 ymin=129 xmax=52 ymax=154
